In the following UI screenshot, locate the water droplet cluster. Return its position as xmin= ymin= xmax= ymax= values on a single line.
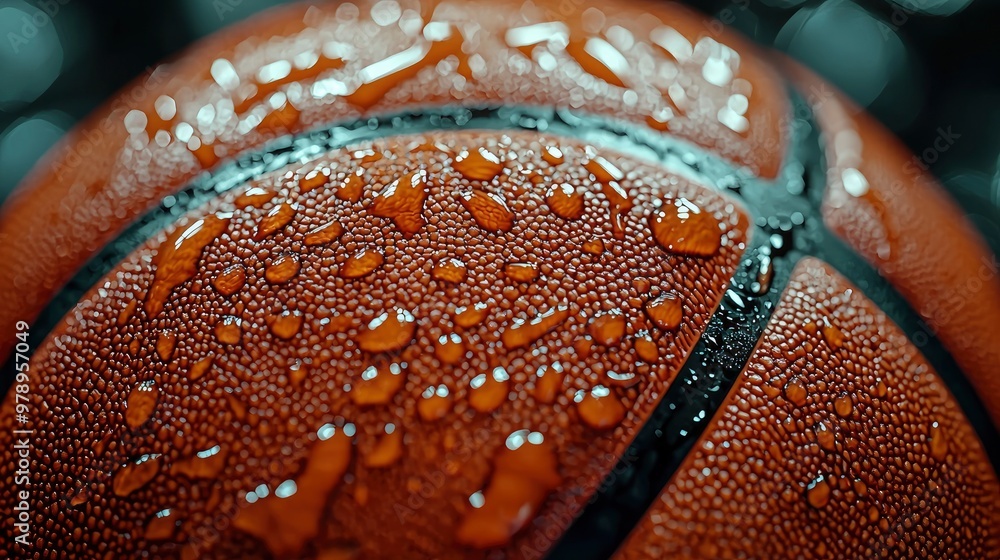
xmin=0 ymin=0 xmax=790 ymax=396
xmin=616 ymin=257 xmax=1000 ymax=559
xmin=7 ymin=130 xmax=747 ymax=558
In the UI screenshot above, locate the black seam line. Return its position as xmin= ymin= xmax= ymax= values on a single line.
xmin=0 ymin=100 xmax=994 ymax=551
xmin=0 ymin=103 xmax=794 ymax=394
xmin=549 ymin=86 xmax=813 ymax=559
xmin=550 ymin=87 xmax=1000 ymax=559
xmin=0 ymin=104 xmax=792 ymax=559
xmin=789 ymin=91 xmax=1000 ymax=475
xmin=728 ymin=86 xmax=1000 ymax=475
xmin=549 ymin=232 xmax=789 ymax=560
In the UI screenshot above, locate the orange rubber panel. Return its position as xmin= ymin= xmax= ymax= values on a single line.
xmin=615 ymin=257 xmax=1000 ymax=560
xmin=0 ymin=131 xmax=749 ymax=558
xmin=785 ymin=62 xmax=1000 ymax=427
xmin=0 ymin=0 xmax=788 ymax=360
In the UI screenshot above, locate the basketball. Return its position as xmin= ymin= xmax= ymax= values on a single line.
xmin=0 ymin=0 xmax=998 ymax=558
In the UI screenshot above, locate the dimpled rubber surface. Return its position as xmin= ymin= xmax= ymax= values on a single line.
xmin=0 ymin=0 xmax=787 ymax=360
xmin=0 ymin=130 xmax=749 ymax=558
xmin=786 ymin=65 xmax=1000 ymax=427
xmin=615 ymin=257 xmax=1000 ymax=560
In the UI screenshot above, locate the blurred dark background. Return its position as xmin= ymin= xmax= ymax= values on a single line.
xmin=1 ymin=0 xmax=998 ymax=251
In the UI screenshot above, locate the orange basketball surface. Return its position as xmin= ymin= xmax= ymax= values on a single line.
xmin=0 ymin=0 xmax=997 ymax=558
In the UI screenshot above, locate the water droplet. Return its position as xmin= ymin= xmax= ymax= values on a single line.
xmin=599 ymin=180 xmax=633 ymax=239
xmin=566 ymin=37 xmax=629 ymax=88
xmin=340 ymin=247 xmax=384 ymax=278
xmin=147 ymin=215 xmax=230 ymax=316
xmin=319 ymin=312 xmax=355 ymax=335
xmin=355 ymin=149 xmax=384 ymax=163
xmin=575 ymin=385 xmax=626 ymax=430
xmin=584 ymin=154 xmax=625 ymax=184
xmin=265 ymin=253 xmax=300 ymax=284
xmin=155 ymin=330 xmax=176 ymax=361
xmin=213 ymin=264 xmax=246 ymax=296
xmin=299 ymin=168 xmax=331 ymax=193
xmin=288 ymin=360 xmax=307 ymax=386
xmin=606 ymin=370 xmax=638 ymax=387
xmin=504 ymin=21 xmax=569 ymax=58
xmin=546 ymin=183 xmax=585 ymax=220
xmin=433 ymin=258 xmax=468 ymax=283
xmin=125 ymin=380 xmax=159 ymax=429
xmin=269 ymin=309 xmax=304 ymax=340
xmin=144 ymin=508 xmax=181 ymax=541
xmin=458 ymin=190 xmax=515 ymax=232
xmin=113 ymin=454 xmax=162 ymax=496
xmin=806 ymin=475 xmax=831 ymax=508
xmin=435 ymin=333 xmax=465 ymax=365
xmin=337 ymin=169 xmax=365 ymax=202
xmin=370 ymin=170 xmax=429 ymax=235
xmin=236 ymin=51 xmax=344 ymax=111
xmin=93 ymin=433 xmax=113 ymax=458
xmin=504 ymin=262 xmax=538 ymax=283
xmin=633 ymin=333 xmax=658 ymax=362
xmin=834 ymin=393 xmax=853 ymax=418
xmin=821 ymin=317 xmax=844 ymax=349
xmin=815 ymin=420 xmax=835 ymax=451
xmin=253 ymin=202 xmax=297 ymax=241
xmin=588 ymin=310 xmax=626 ymax=346
xmin=501 ymin=303 xmax=571 ymax=349
xmin=215 ymin=315 xmax=243 ymax=345
xmin=929 ymin=421 xmax=948 ymax=460
xmin=783 ymin=376 xmax=808 ymax=407
xmin=876 ymin=379 xmax=888 ymax=398
xmin=354 ymin=486 xmax=369 ymax=507
xmin=233 ymin=424 xmax=352 ymax=557
xmin=542 ymin=146 xmax=565 ymax=166
xmin=258 ymin=93 xmax=302 ymax=132
xmin=644 ymin=293 xmax=682 ymax=331
xmin=418 ymin=385 xmax=452 ymax=421
xmin=344 ymin=29 xmax=465 ymax=110
xmin=172 ymin=445 xmax=227 ymax=479
xmin=235 ymin=186 xmax=276 ymax=208
xmin=454 ymin=147 xmax=504 ymax=181
xmin=754 ymin=255 xmax=773 ymax=295
xmin=189 ymin=137 xmax=219 ymax=168
xmin=582 ymin=238 xmax=605 ymax=255
xmin=650 ymin=198 xmax=721 ymax=257
xmin=117 ymin=299 xmax=138 ymax=327
xmin=304 ymin=221 xmax=344 ymax=246
xmin=455 ymin=430 xmax=560 ymax=548
xmin=455 ymin=302 xmax=490 ymax=328
xmin=189 ymin=355 xmax=214 ymax=381
xmin=533 ymin=365 xmax=563 ymax=404
xmin=364 ymin=425 xmax=403 ymax=468
xmin=469 ymin=367 xmax=511 ymax=413
xmin=352 ymin=362 xmax=407 ymax=406
xmin=357 ymin=308 xmax=416 ymax=353
xmin=645 ymin=109 xmax=673 ymax=132
xmin=69 ymin=487 xmax=90 ymax=508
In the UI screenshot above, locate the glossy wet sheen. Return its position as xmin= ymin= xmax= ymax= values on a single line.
xmin=616 ymin=258 xmax=1000 ymax=559
xmin=0 ymin=131 xmax=747 ymax=558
